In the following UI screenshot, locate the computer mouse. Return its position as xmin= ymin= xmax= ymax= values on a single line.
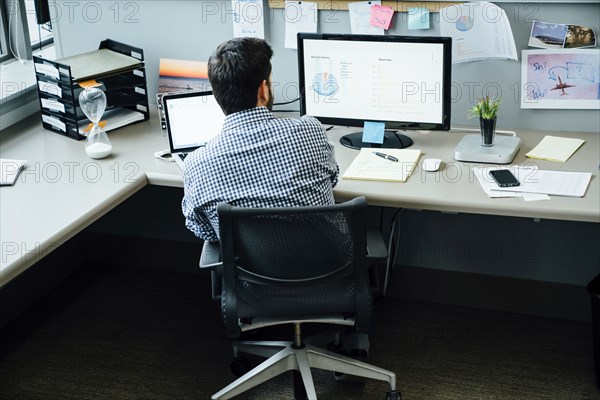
xmin=422 ymin=158 xmax=442 ymax=172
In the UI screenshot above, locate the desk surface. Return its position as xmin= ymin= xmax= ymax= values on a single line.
xmin=1 ymin=110 xmax=598 ymax=288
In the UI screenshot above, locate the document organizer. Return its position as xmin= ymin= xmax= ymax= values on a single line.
xmin=33 ymin=39 xmax=150 ymax=140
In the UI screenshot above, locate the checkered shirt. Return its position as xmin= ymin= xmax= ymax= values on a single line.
xmin=182 ymin=106 xmax=339 ymax=241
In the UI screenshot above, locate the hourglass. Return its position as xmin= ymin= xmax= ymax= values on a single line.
xmin=79 ymin=88 xmax=112 ymax=159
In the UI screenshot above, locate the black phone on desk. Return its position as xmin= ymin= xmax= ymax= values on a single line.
xmin=489 ymin=169 xmax=520 ymax=187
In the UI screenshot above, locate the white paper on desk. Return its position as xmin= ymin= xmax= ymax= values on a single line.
xmin=440 ymin=1 xmax=517 ymax=63
xmin=474 ymin=166 xmax=592 ymax=198
xmin=348 ymin=1 xmax=384 ymax=35
xmin=232 ymin=0 xmax=265 ymax=39
xmin=473 ymin=167 xmax=522 ymax=198
xmin=284 ymin=1 xmax=318 ymax=49
xmin=522 ymin=192 xmax=551 ymax=202
xmin=0 ymin=159 xmax=27 ymax=186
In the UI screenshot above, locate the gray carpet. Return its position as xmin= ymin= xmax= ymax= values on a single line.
xmin=0 ymin=262 xmax=598 ymax=400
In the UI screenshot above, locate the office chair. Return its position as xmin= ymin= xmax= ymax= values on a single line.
xmin=205 ymin=196 xmax=400 ymax=400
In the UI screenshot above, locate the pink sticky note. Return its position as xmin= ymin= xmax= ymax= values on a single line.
xmin=370 ymin=4 xmax=394 ymax=30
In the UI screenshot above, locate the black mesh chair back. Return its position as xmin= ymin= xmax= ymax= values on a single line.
xmin=217 ymin=196 xmax=372 ymax=337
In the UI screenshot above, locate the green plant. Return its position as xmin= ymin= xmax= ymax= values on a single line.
xmin=468 ymin=96 xmax=501 ymax=120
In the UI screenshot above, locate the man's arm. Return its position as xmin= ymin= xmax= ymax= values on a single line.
xmin=182 ymin=170 xmax=220 ymax=241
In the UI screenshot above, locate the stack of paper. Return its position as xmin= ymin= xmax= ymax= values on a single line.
xmin=526 ymin=135 xmax=585 ymax=162
xmin=342 ymin=148 xmax=421 ymax=183
xmin=473 ymin=166 xmax=592 ymax=198
xmin=57 ymin=48 xmax=142 ymax=81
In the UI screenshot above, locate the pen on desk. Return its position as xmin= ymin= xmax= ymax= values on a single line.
xmin=325 ymin=125 xmax=334 ymax=131
xmin=374 ymin=152 xmax=398 ymax=162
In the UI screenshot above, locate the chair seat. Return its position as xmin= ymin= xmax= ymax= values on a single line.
xmin=236 ymin=277 xmax=358 ymax=319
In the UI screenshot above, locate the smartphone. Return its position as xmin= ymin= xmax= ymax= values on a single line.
xmin=489 ymin=169 xmax=520 ymax=187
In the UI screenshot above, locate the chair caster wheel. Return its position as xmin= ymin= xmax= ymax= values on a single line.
xmin=230 ymin=356 xmax=252 ymax=377
xmin=386 ymin=390 xmax=402 ymax=400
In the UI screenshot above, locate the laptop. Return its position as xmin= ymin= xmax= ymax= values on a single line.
xmin=162 ymin=90 xmax=226 ymax=170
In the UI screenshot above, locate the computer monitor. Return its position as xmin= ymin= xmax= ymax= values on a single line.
xmin=297 ymin=33 xmax=452 ymax=149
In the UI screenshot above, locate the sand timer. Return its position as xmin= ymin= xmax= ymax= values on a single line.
xmin=79 ymin=88 xmax=112 ymax=159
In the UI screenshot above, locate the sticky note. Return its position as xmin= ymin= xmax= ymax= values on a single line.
xmin=362 ymin=121 xmax=385 ymax=144
xmin=78 ymin=79 xmax=101 ymax=89
xmin=408 ymin=7 xmax=430 ymax=30
xmin=370 ymin=4 xmax=394 ymax=30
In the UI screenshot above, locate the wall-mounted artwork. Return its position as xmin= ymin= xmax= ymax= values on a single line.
xmin=521 ymin=49 xmax=600 ymax=109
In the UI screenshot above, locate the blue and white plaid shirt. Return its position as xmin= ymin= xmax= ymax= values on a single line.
xmin=182 ymin=106 xmax=339 ymax=241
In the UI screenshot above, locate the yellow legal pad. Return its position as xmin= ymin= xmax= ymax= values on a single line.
xmin=526 ymin=135 xmax=585 ymax=162
xmin=342 ymin=148 xmax=421 ymax=183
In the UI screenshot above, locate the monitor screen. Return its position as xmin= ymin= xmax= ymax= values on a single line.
xmin=297 ymin=34 xmax=452 ymax=149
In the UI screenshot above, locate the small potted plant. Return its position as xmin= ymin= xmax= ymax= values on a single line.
xmin=468 ymin=96 xmax=501 ymax=147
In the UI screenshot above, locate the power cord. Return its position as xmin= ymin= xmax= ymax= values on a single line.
xmin=8 ymin=0 xmax=26 ymax=63
xmin=273 ymin=97 xmax=299 ymax=106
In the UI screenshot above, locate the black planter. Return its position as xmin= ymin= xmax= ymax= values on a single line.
xmin=480 ymin=117 xmax=496 ymax=147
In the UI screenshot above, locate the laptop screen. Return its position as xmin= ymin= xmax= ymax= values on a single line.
xmin=163 ymin=91 xmax=225 ymax=153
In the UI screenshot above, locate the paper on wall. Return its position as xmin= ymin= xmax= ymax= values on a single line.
xmin=348 ymin=1 xmax=384 ymax=35
xmin=232 ymin=0 xmax=265 ymax=39
xmin=439 ymin=1 xmax=517 ymax=63
xmin=284 ymin=1 xmax=318 ymax=49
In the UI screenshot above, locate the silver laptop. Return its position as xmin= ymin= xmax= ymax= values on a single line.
xmin=163 ymin=90 xmax=225 ymax=169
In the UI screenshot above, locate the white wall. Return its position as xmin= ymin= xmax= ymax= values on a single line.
xmin=52 ymin=1 xmax=600 ymax=133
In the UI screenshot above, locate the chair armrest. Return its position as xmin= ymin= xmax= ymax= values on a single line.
xmin=199 ymin=241 xmax=222 ymax=269
xmin=366 ymin=228 xmax=388 ymax=260
xmin=199 ymin=241 xmax=223 ymax=302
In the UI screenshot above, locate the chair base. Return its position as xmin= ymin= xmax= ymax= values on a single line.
xmin=211 ymin=339 xmax=397 ymax=400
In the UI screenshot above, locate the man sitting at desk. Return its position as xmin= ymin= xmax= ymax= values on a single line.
xmin=181 ymin=38 xmax=369 ymax=377
xmin=181 ymin=37 xmax=338 ymax=241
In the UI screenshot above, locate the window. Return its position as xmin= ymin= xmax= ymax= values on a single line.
xmin=1 ymin=0 xmax=53 ymax=63
xmin=1 ymin=1 xmax=55 ymax=130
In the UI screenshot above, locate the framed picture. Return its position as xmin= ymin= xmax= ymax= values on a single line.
xmin=521 ymin=49 xmax=600 ymax=109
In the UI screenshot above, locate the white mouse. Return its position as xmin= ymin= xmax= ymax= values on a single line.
xmin=422 ymin=158 xmax=442 ymax=172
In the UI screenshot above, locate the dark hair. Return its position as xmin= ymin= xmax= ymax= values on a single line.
xmin=208 ymin=38 xmax=274 ymax=115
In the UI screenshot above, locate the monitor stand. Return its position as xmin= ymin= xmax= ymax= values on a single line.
xmin=339 ymin=131 xmax=413 ymax=150
xmin=454 ymin=134 xmax=521 ymax=164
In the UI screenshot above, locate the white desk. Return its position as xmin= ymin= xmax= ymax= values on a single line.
xmin=330 ymin=127 xmax=600 ymax=223
xmin=1 ymin=111 xmax=599 ymax=290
